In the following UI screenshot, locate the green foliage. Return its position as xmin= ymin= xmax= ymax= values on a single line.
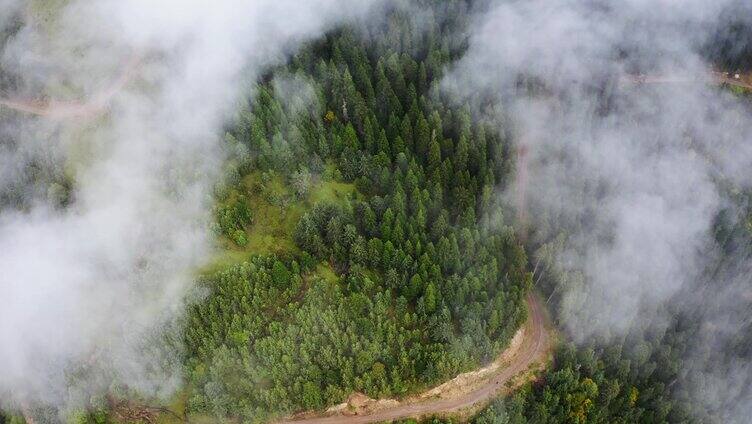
xmin=173 ymin=1 xmax=752 ymax=423
xmin=232 ymin=229 xmax=248 ymax=247
xmin=214 ymin=195 xmax=253 ymax=241
xmin=463 ymin=339 xmax=691 ymax=424
xmin=184 ymin=1 xmax=529 ymax=421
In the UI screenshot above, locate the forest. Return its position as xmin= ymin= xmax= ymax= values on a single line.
xmin=181 ymin=1 xmax=530 ymax=420
xmin=2 ymin=0 xmax=752 ymax=423
xmin=184 ymin=1 xmax=752 ymax=423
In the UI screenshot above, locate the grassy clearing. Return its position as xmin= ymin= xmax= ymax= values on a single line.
xmin=307 ymin=178 xmax=355 ymax=206
xmin=237 ymin=171 xmax=304 ymax=255
xmin=199 ymin=170 xmax=356 ymax=274
xmin=313 ymin=262 xmax=339 ymax=284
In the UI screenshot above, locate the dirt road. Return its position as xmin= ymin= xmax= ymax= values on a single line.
xmin=280 ymin=293 xmax=549 ymax=424
xmin=620 ymin=72 xmax=752 ymax=90
xmin=0 ymin=54 xmax=140 ymax=119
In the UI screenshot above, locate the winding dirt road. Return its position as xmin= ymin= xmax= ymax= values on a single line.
xmin=280 ymin=294 xmax=549 ymax=424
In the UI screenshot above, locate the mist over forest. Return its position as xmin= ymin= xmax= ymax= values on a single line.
xmin=1 ymin=1 xmax=752 ymax=423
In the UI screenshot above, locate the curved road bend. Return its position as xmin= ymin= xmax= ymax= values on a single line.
xmin=281 ymin=294 xmax=548 ymax=424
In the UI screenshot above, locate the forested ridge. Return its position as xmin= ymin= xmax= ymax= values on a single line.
xmin=181 ymin=1 xmax=529 ymax=421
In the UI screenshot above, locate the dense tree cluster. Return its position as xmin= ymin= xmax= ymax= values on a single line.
xmin=212 ymin=194 xmax=253 ymax=246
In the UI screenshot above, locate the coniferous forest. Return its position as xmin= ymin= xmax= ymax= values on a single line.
xmin=183 ymin=2 xmax=530 ymax=419
xmin=3 ymin=1 xmax=752 ymax=423
xmin=181 ymin=2 xmax=752 ymax=422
